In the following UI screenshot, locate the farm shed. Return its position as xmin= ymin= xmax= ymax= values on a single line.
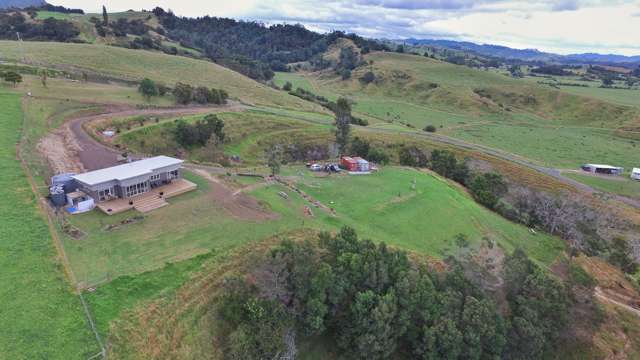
xmin=632 ymin=168 xmax=640 ymax=180
xmin=581 ymin=164 xmax=624 ymax=175
xmin=341 ymin=156 xmax=358 ymax=171
xmin=341 ymin=156 xmax=370 ymax=172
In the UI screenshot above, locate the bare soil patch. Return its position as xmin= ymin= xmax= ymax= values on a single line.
xmin=189 ymin=168 xmax=278 ymax=222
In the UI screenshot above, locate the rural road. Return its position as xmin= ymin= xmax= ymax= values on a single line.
xmin=362 ymin=125 xmax=640 ymax=209
xmin=595 ymin=287 xmax=640 ymax=317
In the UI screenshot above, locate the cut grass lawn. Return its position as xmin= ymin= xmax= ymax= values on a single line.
xmin=564 ymin=172 xmax=640 ymax=199
xmin=293 ymin=167 xmax=564 ymax=266
xmin=0 ymin=88 xmax=98 ymax=359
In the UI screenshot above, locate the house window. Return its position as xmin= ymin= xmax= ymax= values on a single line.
xmin=168 ymin=170 xmax=179 ymax=179
xmin=150 ymin=174 xmax=160 ymax=182
xmin=125 ymin=181 xmax=148 ymax=197
xmin=98 ymin=187 xmax=114 ymax=201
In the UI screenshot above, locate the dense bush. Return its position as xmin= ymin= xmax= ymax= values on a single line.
xmin=171 ymin=82 xmax=228 ymax=105
xmin=430 ymin=149 xmax=470 ymax=185
xmin=399 ymin=146 xmax=428 ymax=167
xmin=360 ymin=71 xmax=376 ymax=84
xmin=469 ymin=172 xmax=508 ymax=209
xmin=0 ymin=13 xmax=79 ymax=42
xmin=174 ymin=114 xmax=225 ymax=147
xmin=423 ymin=125 xmax=436 ymax=132
xmin=217 ymin=227 xmax=569 ymax=360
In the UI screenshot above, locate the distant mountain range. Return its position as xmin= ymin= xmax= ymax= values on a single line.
xmin=0 ymin=0 xmax=46 ymax=9
xmin=405 ymin=39 xmax=640 ymax=65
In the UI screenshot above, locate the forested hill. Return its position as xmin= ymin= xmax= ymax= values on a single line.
xmin=151 ymin=7 xmax=387 ymax=80
xmin=0 ymin=0 xmax=45 ymax=9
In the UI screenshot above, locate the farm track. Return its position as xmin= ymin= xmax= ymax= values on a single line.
xmin=41 ymin=101 xmax=246 ymax=172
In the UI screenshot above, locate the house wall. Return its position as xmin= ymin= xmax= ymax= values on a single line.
xmin=77 ymin=164 xmax=184 ymax=202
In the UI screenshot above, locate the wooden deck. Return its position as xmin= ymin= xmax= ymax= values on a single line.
xmin=96 ymin=179 xmax=197 ymax=215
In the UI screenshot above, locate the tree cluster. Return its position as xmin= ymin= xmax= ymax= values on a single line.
xmin=0 ymin=12 xmax=78 ymax=41
xmin=174 ymin=114 xmax=225 ymax=148
xmin=1 ymin=70 xmax=22 ymax=86
xmin=350 ymin=137 xmax=389 ymax=164
xmin=217 ymin=227 xmax=569 ymax=360
xmin=172 ymin=82 xmax=228 ymax=105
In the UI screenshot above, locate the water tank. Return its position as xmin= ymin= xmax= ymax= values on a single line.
xmin=50 ymin=185 xmax=67 ymax=207
xmin=51 ymin=173 xmax=77 ymax=194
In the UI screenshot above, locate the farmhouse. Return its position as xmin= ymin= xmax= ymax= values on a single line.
xmin=71 ymin=156 xmax=196 ymax=214
xmin=632 ymin=168 xmax=640 ymax=181
xmin=581 ymin=164 xmax=624 ymax=175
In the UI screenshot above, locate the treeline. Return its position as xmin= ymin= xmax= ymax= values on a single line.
xmin=217 ymin=227 xmax=571 ymax=359
xmin=137 ymin=78 xmax=228 ymax=105
xmin=151 ymin=7 xmax=387 ymax=81
xmin=0 ymin=12 xmax=78 ymax=41
xmin=33 ymin=4 xmax=84 ymax=14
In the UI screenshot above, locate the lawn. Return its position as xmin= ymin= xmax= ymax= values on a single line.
xmin=293 ymin=167 xmax=563 ymax=266
xmin=63 ymin=170 xmax=333 ymax=285
xmin=564 ymin=172 xmax=640 ymax=199
xmin=0 ymin=88 xmax=98 ymax=359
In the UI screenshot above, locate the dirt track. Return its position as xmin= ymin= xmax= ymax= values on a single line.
xmin=39 ymin=103 xmax=246 ymax=173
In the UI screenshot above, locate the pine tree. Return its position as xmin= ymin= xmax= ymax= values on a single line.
xmin=102 ymin=5 xmax=108 ymax=26
xmin=334 ymin=97 xmax=351 ymax=155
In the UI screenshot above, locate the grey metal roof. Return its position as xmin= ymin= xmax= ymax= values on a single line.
xmin=72 ymin=156 xmax=183 ymax=186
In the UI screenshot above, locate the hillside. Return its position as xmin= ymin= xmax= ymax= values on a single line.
xmin=281 ymin=51 xmax=640 ymax=169
xmin=0 ymin=40 xmax=326 ymax=111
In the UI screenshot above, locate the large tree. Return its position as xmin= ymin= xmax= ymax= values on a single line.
xmin=138 ymin=78 xmax=158 ymax=100
xmin=334 ymin=97 xmax=352 ymax=155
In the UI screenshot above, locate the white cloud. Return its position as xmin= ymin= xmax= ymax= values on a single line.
xmin=52 ymin=0 xmax=640 ymax=55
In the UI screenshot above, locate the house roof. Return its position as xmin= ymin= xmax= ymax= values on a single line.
xmin=583 ymin=164 xmax=623 ymax=170
xmin=72 ymin=156 xmax=183 ymax=186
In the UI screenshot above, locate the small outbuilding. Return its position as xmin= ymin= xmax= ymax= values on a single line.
xmin=340 ymin=156 xmax=370 ymax=174
xmin=581 ymin=164 xmax=624 ymax=175
xmin=632 ymin=168 xmax=640 ymax=181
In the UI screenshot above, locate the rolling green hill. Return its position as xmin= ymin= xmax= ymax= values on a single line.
xmin=281 ymin=51 xmax=640 ymax=169
xmin=0 ymin=41 xmax=326 ymax=111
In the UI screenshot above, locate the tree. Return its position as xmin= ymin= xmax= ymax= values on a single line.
xmin=360 ymin=71 xmax=375 ymax=84
xmin=102 ymin=5 xmax=108 ymax=26
xmin=334 ymin=97 xmax=352 ymax=155
xmin=341 ymin=69 xmax=351 ymax=80
xmin=40 ymin=69 xmax=47 ymax=88
xmin=267 ymin=145 xmax=282 ymax=176
xmin=469 ymin=172 xmax=508 ymax=209
xmin=423 ymin=125 xmax=436 ymax=133
xmin=350 ymin=137 xmax=370 ymax=158
xmin=3 ymin=71 xmax=22 ymax=86
xmin=602 ymin=76 xmax=614 ymax=87
xmin=138 ymin=78 xmax=158 ymax=100
xmin=173 ymin=82 xmax=193 ymax=104
xmin=283 ymin=81 xmax=292 ymax=91
xmin=609 ymin=237 xmax=638 ymax=274
xmin=193 ymin=86 xmax=211 ymax=104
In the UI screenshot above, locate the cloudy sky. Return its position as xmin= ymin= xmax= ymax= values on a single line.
xmin=54 ymin=1 xmax=640 ymax=55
